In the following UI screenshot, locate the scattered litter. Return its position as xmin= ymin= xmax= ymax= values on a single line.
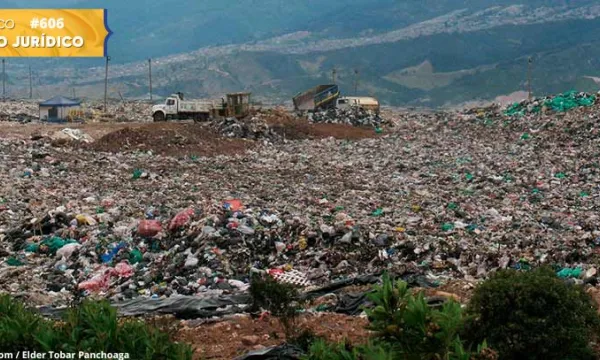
xmin=1 ymin=92 xmax=600 ymax=310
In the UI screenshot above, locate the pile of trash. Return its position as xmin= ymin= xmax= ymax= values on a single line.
xmin=0 ymin=100 xmax=39 ymax=123
xmin=211 ymin=109 xmax=378 ymax=142
xmin=307 ymin=108 xmax=387 ymax=128
xmin=3 ymin=98 xmax=600 ymax=309
xmin=0 ymin=99 xmax=152 ymax=124
xmin=213 ymin=116 xmax=280 ymax=141
xmin=74 ymin=100 xmax=152 ymax=123
xmin=103 ymin=100 xmax=152 ymax=123
xmin=49 ymin=128 xmax=94 ymax=143
xmin=504 ymin=90 xmax=597 ymax=117
xmin=0 ymin=112 xmax=38 ymax=123
xmin=460 ymin=104 xmax=503 ymax=120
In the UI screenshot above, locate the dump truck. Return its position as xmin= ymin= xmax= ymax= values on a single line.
xmin=336 ymin=96 xmax=380 ymax=114
xmin=152 ymin=92 xmax=251 ymax=122
xmin=292 ymin=84 xmax=339 ymax=112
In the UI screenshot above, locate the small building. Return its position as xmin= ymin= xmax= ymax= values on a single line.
xmin=39 ymin=96 xmax=81 ymax=123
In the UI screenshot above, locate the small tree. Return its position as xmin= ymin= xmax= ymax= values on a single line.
xmin=250 ymin=274 xmax=305 ymax=340
xmin=304 ymin=273 xmax=495 ymax=360
xmin=364 ymin=273 xmax=495 ymax=360
xmin=465 ymin=267 xmax=600 ymax=360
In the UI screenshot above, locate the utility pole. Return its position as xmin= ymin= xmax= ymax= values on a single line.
xmin=2 ymin=59 xmax=5 ymax=101
xmin=331 ymin=66 xmax=337 ymax=84
xmin=354 ymin=69 xmax=359 ymax=96
xmin=148 ymin=58 xmax=153 ymax=102
xmin=28 ymin=65 xmax=32 ymax=99
xmin=527 ymin=57 xmax=533 ymax=100
xmin=104 ymin=55 xmax=110 ymax=112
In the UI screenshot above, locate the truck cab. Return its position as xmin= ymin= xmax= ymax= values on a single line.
xmin=152 ymin=94 xmax=182 ymax=121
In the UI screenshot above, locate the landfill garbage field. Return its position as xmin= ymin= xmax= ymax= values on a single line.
xmin=2 ymin=92 xmax=600 ymax=358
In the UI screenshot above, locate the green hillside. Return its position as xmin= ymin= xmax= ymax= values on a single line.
xmin=1 ymin=0 xmax=599 ymax=106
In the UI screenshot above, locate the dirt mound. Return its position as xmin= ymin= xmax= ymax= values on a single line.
xmin=177 ymin=313 xmax=370 ymax=360
xmin=247 ymin=108 xmax=380 ymax=140
xmin=85 ymin=111 xmax=379 ymax=157
xmin=88 ymin=122 xmax=253 ymax=157
xmin=274 ymin=121 xmax=379 ymax=140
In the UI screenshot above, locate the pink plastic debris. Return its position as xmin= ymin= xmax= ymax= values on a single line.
xmin=78 ymin=268 xmax=113 ymax=292
xmin=101 ymin=198 xmax=115 ymax=207
xmin=169 ymin=208 xmax=195 ymax=231
xmin=267 ymin=268 xmax=284 ymax=276
xmin=137 ymin=219 xmax=162 ymax=237
xmin=114 ymin=261 xmax=134 ymax=278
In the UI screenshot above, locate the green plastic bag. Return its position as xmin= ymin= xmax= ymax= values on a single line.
xmin=25 ymin=243 xmax=39 ymax=252
xmin=557 ymin=267 xmax=582 ymax=278
xmin=40 ymin=237 xmax=78 ymax=255
xmin=6 ymin=257 xmax=24 ymax=266
xmin=371 ymin=208 xmax=384 ymax=217
xmin=441 ymin=223 xmax=455 ymax=232
xmin=132 ymin=169 xmax=143 ymax=179
xmin=129 ymin=248 xmax=143 ymax=264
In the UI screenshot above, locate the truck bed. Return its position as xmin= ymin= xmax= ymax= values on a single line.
xmin=293 ymin=84 xmax=339 ymax=111
xmin=179 ymin=100 xmax=217 ymax=113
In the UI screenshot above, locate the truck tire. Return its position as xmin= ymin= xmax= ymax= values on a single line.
xmin=153 ymin=112 xmax=165 ymax=122
xmin=193 ymin=113 xmax=209 ymax=123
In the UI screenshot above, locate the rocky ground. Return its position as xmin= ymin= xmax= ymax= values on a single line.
xmin=2 ymin=95 xmax=600 ymax=357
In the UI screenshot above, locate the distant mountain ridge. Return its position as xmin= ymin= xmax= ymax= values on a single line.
xmin=2 ymin=0 xmax=600 ymax=107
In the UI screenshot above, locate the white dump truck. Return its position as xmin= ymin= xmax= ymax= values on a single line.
xmin=152 ymin=92 xmax=251 ymax=122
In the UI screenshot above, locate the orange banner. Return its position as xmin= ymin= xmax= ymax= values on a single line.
xmin=0 ymin=9 xmax=111 ymax=57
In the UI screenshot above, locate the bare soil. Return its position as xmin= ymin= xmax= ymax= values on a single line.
xmin=87 ymin=123 xmax=253 ymax=157
xmin=173 ymin=281 xmax=473 ymax=360
xmin=0 ymin=117 xmax=380 ymax=157
xmin=176 ymin=313 xmax=370 ymax=360
xmin=261 ymin=110 xmax=380 ymax=140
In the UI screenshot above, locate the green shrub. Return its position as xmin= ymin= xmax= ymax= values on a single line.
xmin=55 ymin=300 xmax=193 ymax=359
xmin=0 ymin=294 xmax=56 ymax=351
xmin=305 ymin=274 xmax=495 ymax=360
xmin=303 ymin=339 xmax=395 ymax=360
xmin=250 ymin=274 xmax=305 ymax=339
xmin=289 ymin=329 xmax=324 ymax=352
xmin=465 ymin=267 xmax=600 ymax=360
xmin=0 ymin=295 xmax=193 ymax=359
xmin=304 ymin=337 xmax=496 ymax=360
xmin=364 ymin=273 xmax=494 ymax=360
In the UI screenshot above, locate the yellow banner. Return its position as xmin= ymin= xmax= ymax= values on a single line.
xmin=0 ymin=9 xmax=111 ymax=57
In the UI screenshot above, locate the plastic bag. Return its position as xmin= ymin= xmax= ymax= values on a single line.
xmin=56 ymin=243 xmax=81 ymax=259
xmin=223 ymin=199 xmax=244 ymax=212
xmin=40 ymin=237 xmax=78 ymax=255
xmin=78 ymin=268 xmax=113 ymax=292
xmin=137 ymin=219 xmax=162 ymax=237
xmin=169 ymin=208 xmax=195 ymax=231
xmin=114 ymin=261 xmax=134 ymax=278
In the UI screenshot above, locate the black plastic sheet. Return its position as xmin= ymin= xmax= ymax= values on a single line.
xmin=234 ymin=344 xmax=304 ymax=360
xmin=39 ymin=293 xmax=251 ymax=319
